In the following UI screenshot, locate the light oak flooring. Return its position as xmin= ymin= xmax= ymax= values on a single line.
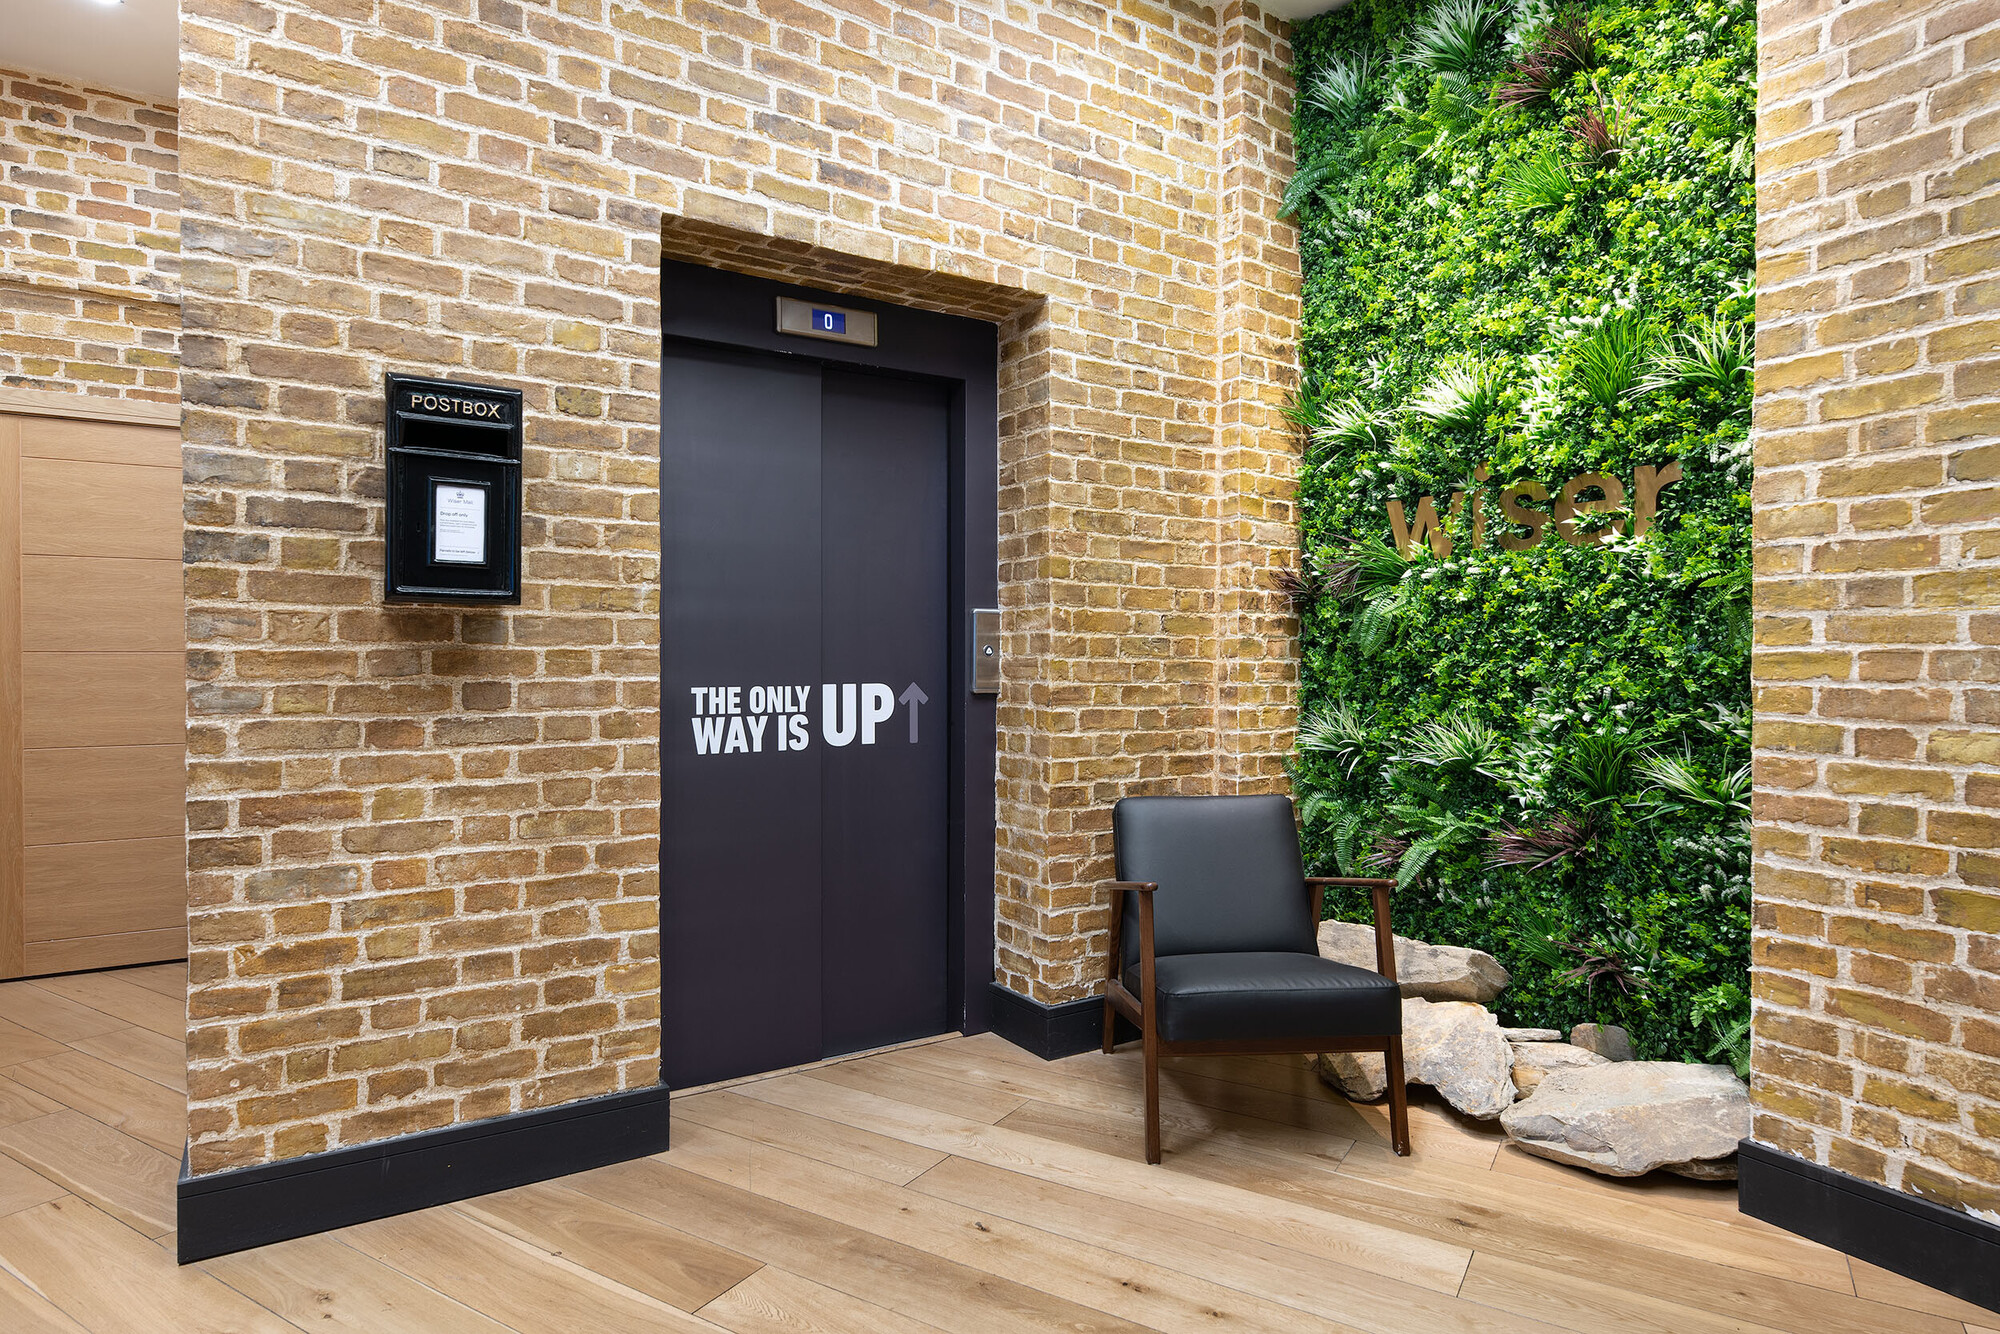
xmin=0 ymin=965 xmax=1993 ymax=1333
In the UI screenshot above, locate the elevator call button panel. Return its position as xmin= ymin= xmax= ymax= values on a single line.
xmin=971 ymin=608 xmax=1001 ymax=695
xmin=383 ymin=373 xmax=523 ymax=605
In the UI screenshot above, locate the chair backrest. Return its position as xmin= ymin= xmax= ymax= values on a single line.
xmin=1113 ymin=794 xmax=1312 ymax=970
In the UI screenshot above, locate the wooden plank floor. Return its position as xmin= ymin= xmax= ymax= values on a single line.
xmin=0 ymin=967 xmax=1992 ymax=1333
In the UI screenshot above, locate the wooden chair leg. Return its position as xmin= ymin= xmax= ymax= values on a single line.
xmin=1101 ymin=995 xmax=1116 ymax=1054
xmin=1385 ymin=1036 xmax=1411 ymax=1157
xmin=1143 ymin=1026 xmax=1161 ymax=1164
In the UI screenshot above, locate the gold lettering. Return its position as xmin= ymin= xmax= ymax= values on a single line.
xmin=1498 ymin=480 xmax=1550 ymax=550
xmin=1386 ymin=464 xmax=1673 ymax=556
xmin=1447 ymin=485 xmax=1486 ymax=552
xmin=1470 ymin=465 xmax=1489 ymax=549
xmin=1634 ymin=461 xmax=1682 ymax=536
xmin=1556 ymin=472 xmax=1626 ymax=545
xmin=1388 ymin=496 xmax=1451 ymax=558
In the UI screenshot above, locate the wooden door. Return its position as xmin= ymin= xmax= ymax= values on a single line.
xmin=0 ymin=410 xmax=185 ymax=978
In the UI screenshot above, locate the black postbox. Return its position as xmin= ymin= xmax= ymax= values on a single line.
xmin=383 ymin=373 xmax=523 ymax=605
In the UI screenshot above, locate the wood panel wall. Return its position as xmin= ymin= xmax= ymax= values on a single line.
xmin=0 ymin=412 xmax=184 ymax=977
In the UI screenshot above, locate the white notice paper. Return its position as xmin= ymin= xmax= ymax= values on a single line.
xmin=433 ymin=483 xmax=487 ymax=564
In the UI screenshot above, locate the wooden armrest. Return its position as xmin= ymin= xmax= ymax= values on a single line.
xmin=1304 ymin=878 xmax=1399 ymax=985
xmin=1102 ymin=882 xmax=1160 ymax=995
xmin=1103 ymin=882 xmax=1158 ymax=990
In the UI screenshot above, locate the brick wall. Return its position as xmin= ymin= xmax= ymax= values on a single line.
xmin=0 ymin=69 xmax=179 ymax=403
xmin=1215 ymin=8 xmax=1301 ymax=793
xmin=1752 ymin=0 xmax=2000 ymax=1219
xmin=177 ymin=0 xmax=1300 ymax=1174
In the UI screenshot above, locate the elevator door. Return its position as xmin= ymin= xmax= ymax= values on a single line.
xmin=660 ymin=343 xmax=951 ymax=1090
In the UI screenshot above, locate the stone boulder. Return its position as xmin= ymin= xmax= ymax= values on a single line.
xmin=1317 ymin=919 xmax=1510 ymax=1004
xmin=1509 ymin=1040 xmax=1607 ymax=1097
xmin=1313 ymin=1050 xmax=1387 ymax=1103
xmin=1500 ymin=1062 xmax=1751 ymax=1178
xmin=1503 ymin=1027 xmax=1563 ymax=1043
xmin=1313 ymin=997 xmax=1515 ymax=1119
xmin=1569 ymin=1023 xmax=1635 ymax=1061
xmin=1406 ymin=999 xmax=1517 ymax=1119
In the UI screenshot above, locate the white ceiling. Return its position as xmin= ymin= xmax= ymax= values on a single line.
xmin=0 ymin=0 xmax=179 ymax=103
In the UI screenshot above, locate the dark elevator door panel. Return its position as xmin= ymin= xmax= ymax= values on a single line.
xmin=819 ymin=369 xmax=950 ymax=1057
xmin=660 ymin=347 xmax=954 ymax=1090
xmin=660 ymin=344 xmax=823 ymax=1089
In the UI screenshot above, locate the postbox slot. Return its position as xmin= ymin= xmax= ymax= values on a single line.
xmin=391 ymin=415 xmax=514 ymax=459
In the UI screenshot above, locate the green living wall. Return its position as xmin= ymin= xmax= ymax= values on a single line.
xmin=1285 ymin=0 xmax=1756 ymax=1064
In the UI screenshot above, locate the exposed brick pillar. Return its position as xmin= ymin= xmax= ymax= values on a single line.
xmin=1751 ymin=0 xmax=2000 ymax=1217
xmin=1214 ymin=3 xmax=1303 ymax=796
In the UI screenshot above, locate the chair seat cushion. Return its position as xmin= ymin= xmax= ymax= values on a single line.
xmin=1142 ymin=952 xmax=1401 ymax=1045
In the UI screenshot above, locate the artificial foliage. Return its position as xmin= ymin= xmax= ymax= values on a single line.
xmin=1283 ymin=0 xmax=1755 ymax=1065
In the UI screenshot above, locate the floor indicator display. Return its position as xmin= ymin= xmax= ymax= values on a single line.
xmin=661 ymin=343 xmax=950 ymax=1088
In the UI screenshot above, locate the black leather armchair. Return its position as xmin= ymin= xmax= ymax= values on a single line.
xmin=1101 ymin=794 xmax=1410 ymax=1163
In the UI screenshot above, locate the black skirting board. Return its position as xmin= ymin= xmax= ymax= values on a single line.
xmin=177 ymin=1082 xmax=671 ymax=1263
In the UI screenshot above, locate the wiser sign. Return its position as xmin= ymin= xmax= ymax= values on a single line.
xmin=1386 ymin=462 xmax=1682 ymax=558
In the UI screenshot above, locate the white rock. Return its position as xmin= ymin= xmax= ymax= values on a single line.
xmin=1317 ymin=919 xmax=1510 ymax=1003
xmin=1569 ymin=1022 xmax=1635 ymax=1061
xmin=1509 ymin=1040 xmax=1607 ymax=1096
xmin=1313 ymin=998 xmax=1516 ymax=1119
xmin=1500 ymin=1062 xmax=1751 ymax=1178
xmin=1405 ymin=998 xmax=1516 ymax=1119
xmin=1503 ymin=1027 xmax=1563 ymax=1043
xmin=1666 ymin=1157 xmax=1742 ymax=1182
xmin=1313 ymin=1050 xmax=1387 ymax=1102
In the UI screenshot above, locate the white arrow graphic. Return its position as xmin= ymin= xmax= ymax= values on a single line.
xmin=899 ymin=682 xmax=929 ymax=743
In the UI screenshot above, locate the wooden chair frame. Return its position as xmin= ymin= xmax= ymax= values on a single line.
xmin=1101 ymin=875 xmax=1411 ymax=1164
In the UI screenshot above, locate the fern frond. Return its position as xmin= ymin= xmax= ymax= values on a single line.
xmin=1706 ymin=1016 xmax=1752 ymax=1079
xmin=1280 ymin=158 xmax=1341 ymax=221
xmin=1334 ymin=809 xmax=1370 ymax=875
xmin=1353 ymin=596 xmax=1397 ymax=656
xmin=1397 ymin=837 xmax=1442 ymax=891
